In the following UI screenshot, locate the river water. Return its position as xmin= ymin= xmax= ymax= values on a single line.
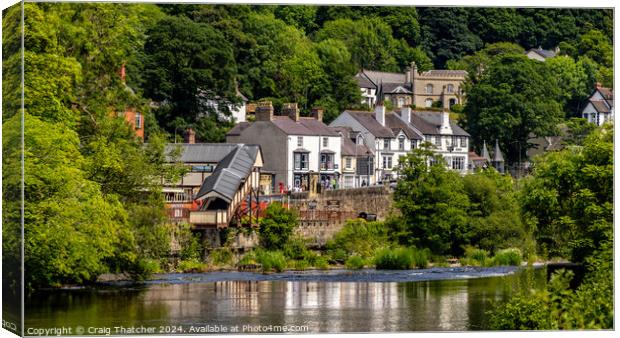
xmin=25 ymin=267 xmax=546 ymax=334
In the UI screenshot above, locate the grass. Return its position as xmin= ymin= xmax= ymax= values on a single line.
xmin=177 ymin=258 xmax=208 ymax=273
xmin=461 ymin=246 xmax=491 ymax=266
xmin=374 ymin=247 xmax=429 ymax=270
xmin=255 ymin=250 xmax=287 ymax=272
xmin=209 ymin=247 xmax=233 ymax=266
xmin=345 ymin=255 xmax=365 ymax=269
xmin=492 ymin=248 xmax=522 ymax=266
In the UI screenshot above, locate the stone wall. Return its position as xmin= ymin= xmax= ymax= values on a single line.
xmin=290 ymin=186 xmax=395 ymax=246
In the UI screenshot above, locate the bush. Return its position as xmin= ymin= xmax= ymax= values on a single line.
xmin=314 ymin=256 xmax=329 ymax=270
xmin=209 ymin=247 xmax=233 ymax=266
xmin=326 ymin=219 xmax=390 ymax=261
xmin=374 ymin=247 xmax=428 ymax=269
xmin=345 ymin=255 xmax=365 ymax=269
xmin=255 ymin=250 xmax=286 ymax=272
xmin=259 ymin=203 xmax=298 ymax=250
xmin=178 ymin=258 xmax=207 ymax=273
xmin=492 ymin=248 xmax=522 ymax=266
xmin=462 ymin=246 xmax=491 ymax=266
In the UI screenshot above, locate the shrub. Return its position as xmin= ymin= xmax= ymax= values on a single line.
xmin=374 ymin=247 xmax=429 ymax=269
xmin=209 ymin=247 xmax=233 ymax=266
xmin=178 ymin=258 xmax=206 ymax=273
xmin=259 ymin=203 xmax=298 ymax=250
xmin=255 ymin=250 xmax=286 ymax=272
xmin=314 ymin=256 xmax=329 ymax=270
xmin=291 ymin=259 xmax=309 ymax=271
xmin=325 ymin=219 xmax=390 ymax=260
xmin=345 ymin=255 xmax=365 ymax=269
xmin=463 ymin=246 xmax=491 ymax=266
xmin=492 ymin=248 xmax=522 ymax=266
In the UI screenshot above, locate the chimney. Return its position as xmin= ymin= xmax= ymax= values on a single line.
xmin=282 ymin=102 xmax=299 ymax=122
xmin=255 ymin=101 xmax=274 ymax=121
xmin=595 ymin=82 xmax=602 ymax=90
xmin=410 ymin=61 xmax=417 ymax=82
xmin=184 ymin=128 xmax=196 ymax=144
xmin=311 ymin=107 xmax=324 ymax=122
xmin=399 ymin=106 xmax=411 ymax=124
xmin=374 ymin=102 xmax=386 ymax=126
xmin=439 ymin=111 xmax=452 ymax=134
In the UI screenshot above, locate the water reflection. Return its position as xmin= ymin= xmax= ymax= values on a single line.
xmin=25 ymin=269 xmax=546 ymax=333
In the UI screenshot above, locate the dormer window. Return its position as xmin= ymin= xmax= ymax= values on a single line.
xmin=383 ymin=139 xmax=390 ymax=150
xmin=426 ymin=84 xmax=433 ymax=94
xmin=398 ymin=136 xmax=405 ymax=151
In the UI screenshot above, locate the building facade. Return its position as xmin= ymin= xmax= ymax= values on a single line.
xmin=355 ymin=62 xmax=467 ymax=110
xmin=227 ymin=102 xmax=342 ymax=193
xmin=330 ymin=104 xmax=470 ymax=181
xmin=581 ymin=83 xmax=614 ymax=126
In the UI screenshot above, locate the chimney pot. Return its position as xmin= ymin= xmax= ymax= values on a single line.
xmin=184 ymin=128 xmax=196 ymax=144
xmin=283 ymin=102 xmax=299 ymax=122
xmin=311 ymin=107 xmax=324 ymax=122
xmin=255 ymin=101 xmax=274 ymax=121
xmin=595 ymin=82 xmax=602 ymax=89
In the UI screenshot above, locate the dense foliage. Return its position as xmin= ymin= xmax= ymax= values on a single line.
xmin=258 ymin=202 xmax=298 ymax=250
xmin=391 ymin=145 xmax=529 ymax=256
xmin=2 ymin=3 xmax=182 ymax=288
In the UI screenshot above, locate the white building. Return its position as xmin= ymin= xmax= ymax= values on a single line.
xmin=330 ymin=104 xmax=470 ymax=182
xmin=581 ymin=83 xmax=614 ymax=126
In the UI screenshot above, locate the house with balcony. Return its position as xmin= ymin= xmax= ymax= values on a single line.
xmin=330 ymin=103 xmax=471 ymax=180
xmin=227 ymin=102 xmax=342 ymax=193
xmin=331 ymin=126 xmax=374 ymax=188
xmin=163 ymin=132 xmax=263 ymax=228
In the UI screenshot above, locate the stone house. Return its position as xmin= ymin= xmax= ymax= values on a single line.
xmin=581 ymin=83 xmax=614 ymax=126
xmin=227 ymin=102 xmax=342 ymax=194
xmin=355 ymin=62 xmax=467 ymax=109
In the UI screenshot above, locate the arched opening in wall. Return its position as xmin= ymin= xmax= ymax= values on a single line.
xmin=449 ymin=98 xmax=457 ymax=108
xmin=425 ymin=98 xmax=433 ymax=107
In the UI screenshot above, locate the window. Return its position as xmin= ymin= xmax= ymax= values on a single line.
xmin=383 ymin=138 xmax=390 ymax=150
xmin=321 ymin=153 xmax=334 ymax=170
xmin=345 ymin=157 xmax=352 ymax=169
xmin=426 ymin=84 xmax=434 ymax=94
xmin=460 ymin=137 xmax=466 ymax=148
xmin=297 ymin=136 xmax=303 ymax=147
xmin=135 ymin=113 xmax=142 ymax=129
xmin=323 ymin=137 xmax=328 ymax=147
xmin=174 ymin=209 xmax=183 ymax=218
xmin=425 ymin=98 xmax=433 ymax=107
xmin=411 ymin=140 xmax=417 ymax=149
xmin=447 ymin=84 xmax=454 ymax=93
xmin=449 ymin=98 xmax=457 ymax=107
xmin=294 ymin=152 xmax=309 ymax=170
xmin=397 ymin=97 xmax=405 ymax=108
xmin=382 ymin=155 xmax=392 ymax=169
xmin=398 ymin=136 xmax=405 ymax=151
xmin=452 ymin=156 xmax=465 ymax=170
xmin=366 ymin=88 xmax=372 ymax=95
xmin=434 ymin=136 xmax=441 ymax=147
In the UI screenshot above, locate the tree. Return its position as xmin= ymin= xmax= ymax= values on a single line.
xmin=258 ymin=203 xmax=298 ymax=250
xmin=545 ymin=55 xmax=596 ymax=117
xmin=142 ymin=15 xmax=238 ymax=141
xmin=462 ymin=53 xmax=564 ymax=163
xmin=520 ymin=124 xmax=612 ymax=262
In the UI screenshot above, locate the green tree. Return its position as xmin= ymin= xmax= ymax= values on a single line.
xmin=258 ymin=203 xmax=298 ymax=251
xmin=462 ymin=54 xmax=564 ymax=163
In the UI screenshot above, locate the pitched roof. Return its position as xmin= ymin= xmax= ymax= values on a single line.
xmin=361 ymin=70 xmax=406 ymax=86
xmin=194 ymin=144 xmax=260 ymax=202
xmin=165 ymin=143 xmax=241 ymax=163
xmin=355 ymin=73 xmax=376 ymax=88
xmin=481 ymin=141 xmax=491 ymax=163
xmin=598 ymin=87 xmax=614 ymax=101
xmin=382 ymin=82 xmax=412 ymax=94
xmin=527 ymin=48 xmax=557 ymax=59
xmin=271 ymin=117 xmax=340 ymax=136
xmin=384 ymin=113 xmax=423 ymax=140
xmin=419 ymin=70 xmax=468 ymax=77
xmin=226 ymin=121 xmax=251 ymax=136
xmin=590 ymin=100 xmax=612 ymax=114
xmin=492 ymin=140 xmax=504 ymax=162
xmin=410 ymin=111 xmax=470 ymax=136
xmin=341 ymin=137 xmax=372 ymax=156
xmin=343 ymin=110 xmax=395 ymax=138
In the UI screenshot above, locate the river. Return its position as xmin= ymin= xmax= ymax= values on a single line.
xmin=25 ymin=266 xmax=546 ymax=334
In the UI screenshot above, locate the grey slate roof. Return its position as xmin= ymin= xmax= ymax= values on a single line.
xmin=492 ymin=140 xmax=504 ymax=162
xmin=194 ymin=144 xmax=260 ymax=202
xmin=481 ymin=141 xmax=491 ymax=163
xmin=226 ymin=121 xmax=251 ymax=136
xmin=355 ymin=74 xmax=376 ymax=89
xmin=419 ymin=70 xmax=468 ymax=77
xmin=527 ymin=48 xmax=557 ymax=59
xmin=343 ymin=110 xmax=395 ymax=138
xmin=360 ymin=70 xmax=406 ymax=86
xmin=382 ymin=82 xmax=412 ymax=94
xmin=271 ymin=117 xmax=340 ymax=136
xmin=384 ymin=113 xmax=423 ymax=140
xmin=165 ymin=143 xmax=240 ymax=163
xmin=590 ymin=100 xmax=612 ymax=114
xmin=411 ymin=111 xmax=470 ymax=136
